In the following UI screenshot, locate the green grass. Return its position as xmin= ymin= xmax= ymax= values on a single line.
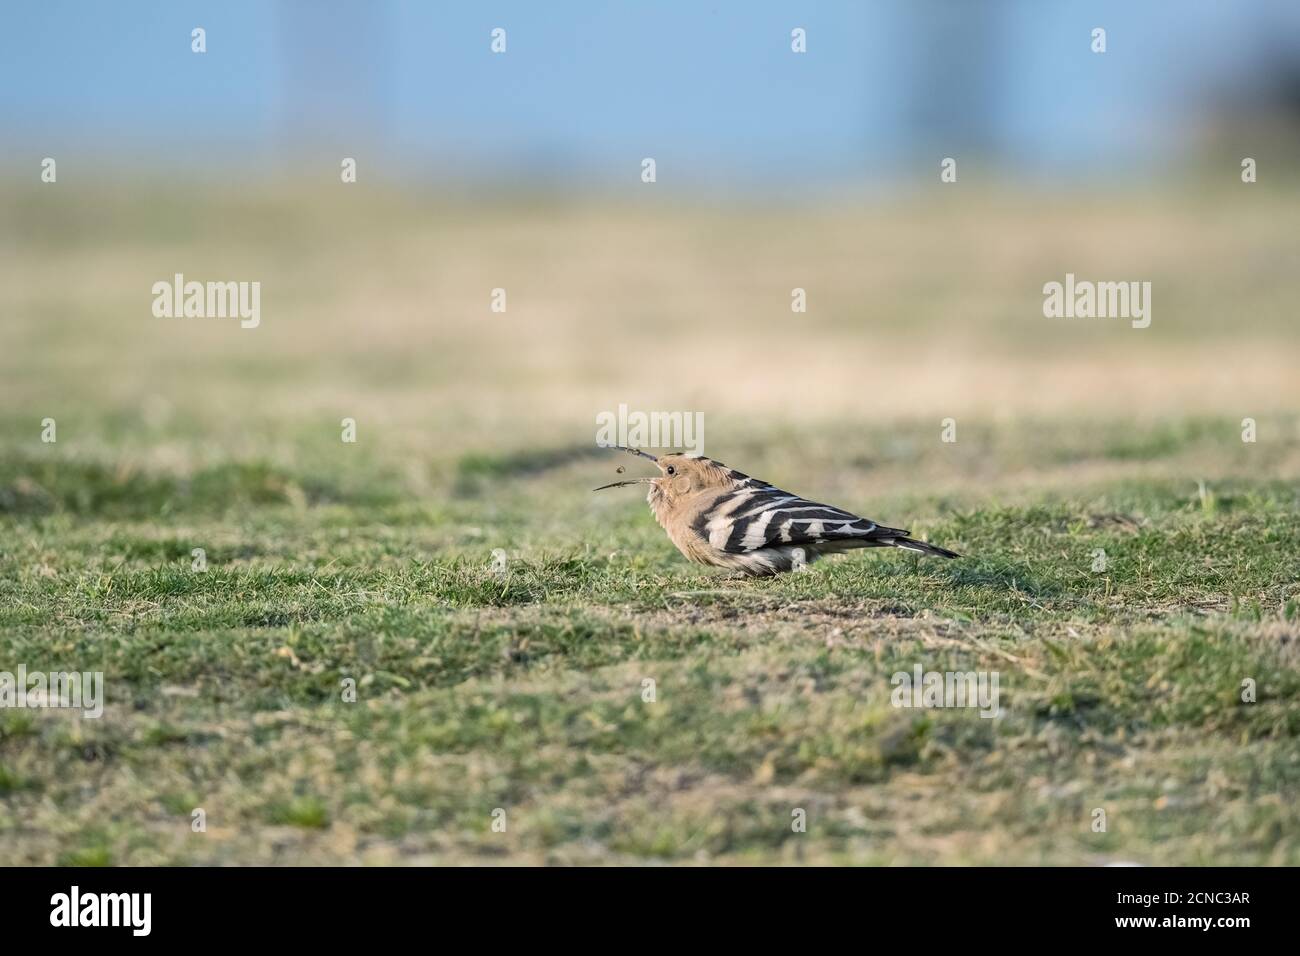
xmin=1 ymin=417 xmax=1297 ymax=865
xmin=3 ymin=182 xmax=1298 ymax=864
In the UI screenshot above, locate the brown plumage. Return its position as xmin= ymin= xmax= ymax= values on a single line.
xmin=594 ymin=448 xmax=960 ymax=576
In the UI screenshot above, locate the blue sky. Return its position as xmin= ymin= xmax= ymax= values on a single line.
xmin=3 ymin=1 xmax=1298 ymax=187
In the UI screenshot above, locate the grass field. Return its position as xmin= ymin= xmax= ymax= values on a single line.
xmin=1 ymin=181 xmax=1298 ymax=864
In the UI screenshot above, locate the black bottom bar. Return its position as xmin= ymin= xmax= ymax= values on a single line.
xmin=0 ymin=866 xmax=1278 ymax=942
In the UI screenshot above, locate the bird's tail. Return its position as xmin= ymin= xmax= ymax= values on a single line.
xmin=891 ymin=538 xmax=960 ymax=559
xmin=871 ymin=526 xmax=961 ymax=559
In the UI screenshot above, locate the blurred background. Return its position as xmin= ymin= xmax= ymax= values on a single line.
xmin=2 ymin=0 xmax=1298 ymax=472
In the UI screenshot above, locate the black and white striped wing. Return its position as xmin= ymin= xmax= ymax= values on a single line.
xmin=696 ymin=481 xmax=899 ymax=555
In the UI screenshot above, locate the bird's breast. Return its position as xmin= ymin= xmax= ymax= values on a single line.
xmin=654 ymin=489 xmax=733 ymax=566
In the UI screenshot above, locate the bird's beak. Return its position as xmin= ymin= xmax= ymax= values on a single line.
xmin=593 ymin=447 xmax=660 ymax=491
xmin=592 ymin=477 xmax=656 ymax=491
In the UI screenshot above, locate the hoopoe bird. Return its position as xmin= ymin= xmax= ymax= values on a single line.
xmin=595 ymin=448 xmax=960 ymax=576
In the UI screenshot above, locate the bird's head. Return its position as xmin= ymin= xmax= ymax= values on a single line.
xmin=593 ymin=448 xmax=736 ymax=509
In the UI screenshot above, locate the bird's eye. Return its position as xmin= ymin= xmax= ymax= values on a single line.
xmin=665 ymin=466 xmax=676 ymax=476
